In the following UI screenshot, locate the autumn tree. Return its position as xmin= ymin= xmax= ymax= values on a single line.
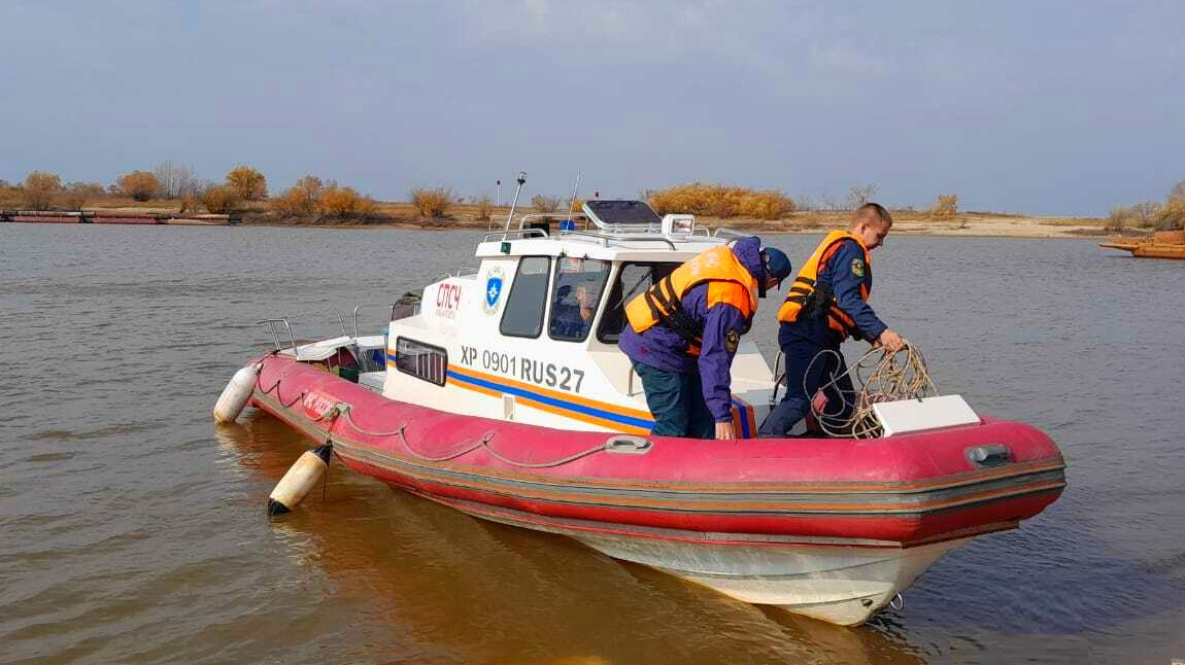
xmin=531 ymin=194 xmax=561 ymax=213
xmin=200 ymin=183 xmax=241 ymax=214
xmin=474 ymin=194 xmax=494 ymax=221
xmin=930 ymin=194 xmax=959 ymax=220
xmin=117 ymin=171 xmax=161 ymax=202
xmin=410 ymin=186 xmax=454 ymax=218
xmin=154 ymin=161 xmax=201 ymax=199
xmin=847 ymin=183 xmax=879 ymax=210
xmin=62 ymin=182 xmax=106 ymax=210
xmin=22 ymin=171 xmax=63 ymax=210
xmin=225 ymin=166 xmax=268 ymax=201
xmin=1169 ymin=180 xmax=1185 ymax=203
xmin=319 ymin=183 xmax=376 ymax=218
xmin=1105 ymin=205 xmax=1134 ymax=233
xmin=271 ymin=176 xmax=324 ymax=217
xmin=1155 ymin=200 xmax=1185 ymax=231
xmin=1131 ymin=201 xmax=1160 ymax=228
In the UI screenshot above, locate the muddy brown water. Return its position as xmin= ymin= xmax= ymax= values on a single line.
xmin=2 ymin=223 xmax=1183 ymax=664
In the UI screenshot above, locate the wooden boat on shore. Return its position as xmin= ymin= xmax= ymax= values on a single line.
xmin=214 ymin=196 xmax=1065 ymax=626
xmin=1100 ymin=230 xmax=1185 ymax=259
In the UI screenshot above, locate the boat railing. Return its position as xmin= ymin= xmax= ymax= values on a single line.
xmin=431 ymin=266 xmax=482 ymax=283
xmin=713 ymin=227 xmax=749 ymax=240
xmin=560 ymin=230 xmax=680 ymax=250
xmin=518 ymin=212 xmax=588 ymax=229
xmin=481 ymin=228 xmax=549 ymax=243
xmin=257 ymin=308 xmax=348 ymax=352
xmin=351 ymin=303 xmax=403 ymax=339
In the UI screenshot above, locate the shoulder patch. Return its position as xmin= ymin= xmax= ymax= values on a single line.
xmin=725 ymin=329 xmax=740 ymax=353
xmin=851 ymin=258 xmax=865 ymax=278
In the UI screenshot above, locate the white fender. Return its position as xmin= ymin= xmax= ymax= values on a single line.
xmin=267 ymin=444 xmax=332 ymax=516
xmin=214 ymin=363 xmax=261 ymax=423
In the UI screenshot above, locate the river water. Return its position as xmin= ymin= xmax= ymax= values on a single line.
xmin=1 ymin=223 xmax=1183 ymax=664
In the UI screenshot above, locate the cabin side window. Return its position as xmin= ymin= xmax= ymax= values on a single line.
xmin=500 ymin=256 xmax=551 ymax=338
xmin=394 ymin=337 xmax=448 ymax=386
xmin=596 ymin=261 xmax=678 ymax=344
xmin=548 ymin=258 xmax=610 ymax=343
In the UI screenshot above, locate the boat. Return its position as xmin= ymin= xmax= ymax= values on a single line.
xmin=215 ymin=195 xmax=1066 ymax=626
xmin=1100 ymin=230 xmax=1185 ymax=259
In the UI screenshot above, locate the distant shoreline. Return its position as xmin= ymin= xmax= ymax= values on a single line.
xmin=2 ymin=201 xmax=1109 ymax=238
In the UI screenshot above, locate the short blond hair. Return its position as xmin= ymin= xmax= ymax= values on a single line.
xmin=854 ymin=202 xmax=892 ymax=228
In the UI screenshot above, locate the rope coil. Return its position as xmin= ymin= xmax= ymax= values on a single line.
xmin=808 ymin=342 xmax=939 ymax=438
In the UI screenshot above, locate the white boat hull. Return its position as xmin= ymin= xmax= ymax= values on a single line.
xmin=432 ymin=494 xmax=969 ymax=626
xmin=571 ymin=532 xmax=969 ymax=626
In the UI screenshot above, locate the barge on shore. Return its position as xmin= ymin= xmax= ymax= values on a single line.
xmin=0 ymin=210 xmax=236 ymax=225
xmin=1100 ymin=230 xmax=1185 ymax=259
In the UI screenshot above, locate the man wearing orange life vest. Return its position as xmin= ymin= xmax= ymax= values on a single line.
xmin=757 ymin=204 xmax=905 ymax=437
xmin=619 ymin=237 xmax=792 ymax=440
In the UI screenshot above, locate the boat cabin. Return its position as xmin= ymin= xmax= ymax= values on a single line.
xmin=377 ymin=200 xmax=777 ymax=437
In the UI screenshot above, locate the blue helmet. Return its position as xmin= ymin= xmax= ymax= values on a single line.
xmin=761 ymin=247 xmax=793 ymax=287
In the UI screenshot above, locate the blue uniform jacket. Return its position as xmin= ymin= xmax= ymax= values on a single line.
xmin=619 ymin=237 xmax=764 ymax=422
xmin=783 ymin=239 xmax=887 ymax=347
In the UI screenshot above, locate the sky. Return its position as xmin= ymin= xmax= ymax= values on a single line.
xmin=2 ymin=0 xmax=1183 ymax=216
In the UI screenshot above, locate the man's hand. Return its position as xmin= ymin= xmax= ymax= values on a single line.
xmin=875 ymin=329 xmax=905 ymax=353
xmin=715 ymin=422 xmax=737 ymax=440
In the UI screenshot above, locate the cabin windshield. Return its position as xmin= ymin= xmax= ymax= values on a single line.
xmin=549 ymin=258 xmax=611 ymax=343
xmin=596 ymin=261 xmax=679 ymax=344
xmin=500 ymin=256 xmax=551 ymax=338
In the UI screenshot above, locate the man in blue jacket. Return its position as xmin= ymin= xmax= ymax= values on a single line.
xmin=619 ymin=237 xmax=792 ymax=440
xmin=758 ymin=203 xmax=904 ymax=437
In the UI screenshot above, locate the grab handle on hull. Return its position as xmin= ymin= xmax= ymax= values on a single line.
xmin=966 ymin=444 xmax=1011 ymax=468
xmin=605 ymin=436 xmax=653 ymax=455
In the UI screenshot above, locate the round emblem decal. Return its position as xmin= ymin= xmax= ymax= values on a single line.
xmin=484 ymin=266 xmax=505 ymax=315
xmin=725 ymin=329 xmax=740 ymax=353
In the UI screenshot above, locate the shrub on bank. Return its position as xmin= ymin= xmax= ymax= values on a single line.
xmin=117 ymin=171 xmax=161 ymax=202
xmin=0 ymin=180 xmax=20 ymax=207
xmin=271 ymin=176 xmax=324 ymax=217
xmin=201 ymin=184 xmax=241 ymax=214
xmin=410 ymin=186 xmax=453 ymax=218
xmin=930 ymin=194 xmax=959 ymax=220
xmin=474 ymin=194 xmax=493 ymax=221
xmin=320 ymin=184 xmax=376 ymax=218
xmin=62 ymin=182 xmax=106 ymax=210
xmin=648 ymin=183 xmax=795 ymax=220
xmin=225 ymin=166 xmax=268 ymax=201
xmin=531 ymin=195 xmax=561 ymax=213
xmin=1154 ymin=200 xmax=1185 ymax=231
xmin=22 ymin=171 xmax=62 ymax=210
xmin=1106 ymin=205 xmax=1135 ymax=233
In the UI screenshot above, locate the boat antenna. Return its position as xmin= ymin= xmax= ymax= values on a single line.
xmin=504 ymin=171 xmax=527 ymax=230
xmin=564 ymin=173 xmax=582 ymax=231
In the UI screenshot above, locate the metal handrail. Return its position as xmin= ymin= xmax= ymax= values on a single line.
xmin=257 ymin=318 xmax=297 ymax=352
xmin=431 ymin=266 xmax=482 ymax=282
xmin=351 ymin=303 xmax=398 ymax=338
xmin=560 ymin=230 xmax=679 ymax=250
xmin=256 ymin=308 xmax=347 ymax=352
xmin=713 ymin=227 xmax=749 ymax=240
xmin=516 ymin=212 xmax=589 ymax=229
xmin=482 ymin=228 xmax=548 ymax=243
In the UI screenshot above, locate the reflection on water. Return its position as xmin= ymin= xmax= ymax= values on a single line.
xmin=1 ymin=224 xmax=1183 ymax=664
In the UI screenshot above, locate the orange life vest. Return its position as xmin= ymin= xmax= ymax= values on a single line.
xmin=776 ymin=230 xmax=871 ymax=341
xmin=624 ymin=245 xmax=758 ymax=355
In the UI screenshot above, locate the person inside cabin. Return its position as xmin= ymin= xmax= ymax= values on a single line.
xmin=619 ymin=237 xmax=793 ymax=440
xmin=757 ymin=203 xmax=905 ymax=438
xmin=550 ymin=260 xmax=608 ymax=341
